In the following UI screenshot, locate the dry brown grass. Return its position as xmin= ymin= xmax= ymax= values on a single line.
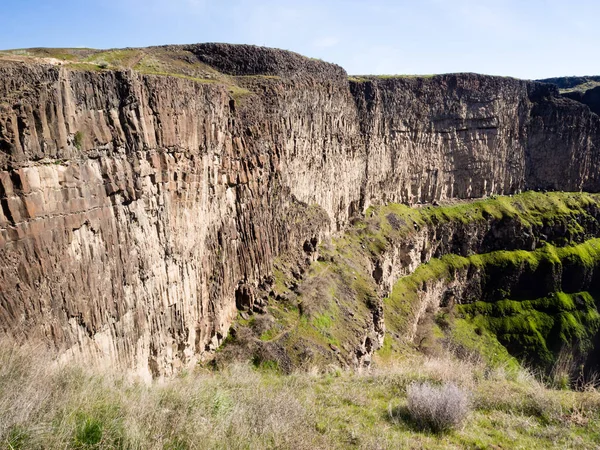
xmin=2 ymin=342 xmax=600 ymax=449
xmin=406 ymin=382 xmax=470 ymax=432
xmin=0 ymin=343 xmax=323 ymax=449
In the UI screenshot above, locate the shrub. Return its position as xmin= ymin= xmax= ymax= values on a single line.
xmin=406 ymin=381 xmax=470 ymax=432
xmin=74 ymin=131 xmax=84 ymax=150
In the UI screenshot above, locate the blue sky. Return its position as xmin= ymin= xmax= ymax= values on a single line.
xmin=2 ymin=0 xmax=599 ymax=79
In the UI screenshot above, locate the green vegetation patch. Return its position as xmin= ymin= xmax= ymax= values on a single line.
xmin=371 ymin=191 xmax=598 ymax=237
xmin=73 ymin=131 xmax=84 ymax=150
xmin=460 ymin=291 xmax=600 ymax=370
xmin=449 ymin=317 xmax=521 ymax=371
xmin=82 ymin=49 xmax=144 ymax=69
xmin=385 ymin=237 xmax=600 ymax=377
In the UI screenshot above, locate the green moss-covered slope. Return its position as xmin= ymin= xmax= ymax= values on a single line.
xmin=460 ymin=291 xmax=600 ymax=370
xmin=384 ymin=238 xmax=600 ymax=381
xmin=366 ymin=191 xmax=600 ymax=253
xmin=217 ymin=192 xmax=600 ymax=377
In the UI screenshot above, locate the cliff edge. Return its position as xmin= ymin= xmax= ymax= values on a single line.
xmin=1 ymin=44 xmax=599 ymax=378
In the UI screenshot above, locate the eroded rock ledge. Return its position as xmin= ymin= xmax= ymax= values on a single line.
xmin=0 ymin=44 xmax=599 ymax=378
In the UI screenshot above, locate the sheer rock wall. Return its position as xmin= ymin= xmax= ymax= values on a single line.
xmin=351 ymin=75 xmax=600 ymax=208
xmin=0 ymin=44 xmax=598 ymax=377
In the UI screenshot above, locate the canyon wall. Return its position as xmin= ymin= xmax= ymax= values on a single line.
xmin=0 ymin=48 xmax=360 ymax=379
xmin=0 ymin=44 xmax=599 ymax=377
xmin=351 ymin=75 xmax=600 ymax=207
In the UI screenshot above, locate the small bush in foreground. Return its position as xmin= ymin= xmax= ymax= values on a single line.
xmin=406 ymin=381 xmax=470 ymax=432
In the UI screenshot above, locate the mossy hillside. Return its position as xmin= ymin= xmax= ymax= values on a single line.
xmin=222 ymin=192 xmax=600 ymax=371
xmin=384 ymin=254 xmax=471 ymax=339
xmin=460 ymin=291 xmax=600 ymax=371
xmin=384 ymin=239 xmax=600 ymax=374
xmin=449 ymin=317 xmax=521 ymax=372
xmin=365 ymin=191 xmax=600 ymax=257
xmin=219 ymin=258 xmax=380 ymax=371
xmin=266 ymin=240 xmax=381 ymax=369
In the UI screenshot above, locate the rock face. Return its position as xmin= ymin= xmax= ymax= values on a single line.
xmin=351 ymin=75 xmax=600 ymax=206
xmin=562 ymin=86 xmax=600 ymax=117
xmin=1 ymin=44 xmax=599 ymax=378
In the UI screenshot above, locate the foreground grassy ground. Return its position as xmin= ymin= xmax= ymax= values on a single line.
xmin=2 ymin=344 xmax=600 ymax=450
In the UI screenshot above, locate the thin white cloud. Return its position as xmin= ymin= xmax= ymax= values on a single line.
xmin=313 ymin=36 xmax=340 ymax=48
xmin=120 ymin=0 xmax=207 ymax=15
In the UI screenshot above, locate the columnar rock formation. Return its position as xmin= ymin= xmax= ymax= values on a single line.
xmin=0 ymin=43 xmax=599 ymax=378
xmin=352 ymin=75 xmax=600 ymax=205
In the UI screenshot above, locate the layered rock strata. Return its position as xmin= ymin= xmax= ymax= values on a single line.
xmin=1 ymin=44 xmax=599 ymax=377
xmin=351 ymin=75 xmax=600 ymax=206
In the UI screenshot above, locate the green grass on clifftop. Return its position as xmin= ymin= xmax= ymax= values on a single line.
xmin=368 ymin=191 xmax=599 ymax=242
xmin=0 ymin=46 xmax=254 ymax=99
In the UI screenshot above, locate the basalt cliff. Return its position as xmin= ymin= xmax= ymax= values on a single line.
xmin=1 ymin=44 xmax=600 ymax=379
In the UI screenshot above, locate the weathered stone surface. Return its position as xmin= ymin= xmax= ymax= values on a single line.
xmin=351 ymin=75 xmax=600 ymax=207
xmin=561 ymin=85 xmax=600 ymax=116
xmin=0 ymin=44 xmax=599 ymax=378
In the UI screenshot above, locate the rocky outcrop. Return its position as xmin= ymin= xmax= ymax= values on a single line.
xmin=1 ymin=44 xmax=600 ymax=378
xmin=561 ymin=86 xmax=600 ymax=116
xmin=351 ymin=75 xmax=600 ymax=206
